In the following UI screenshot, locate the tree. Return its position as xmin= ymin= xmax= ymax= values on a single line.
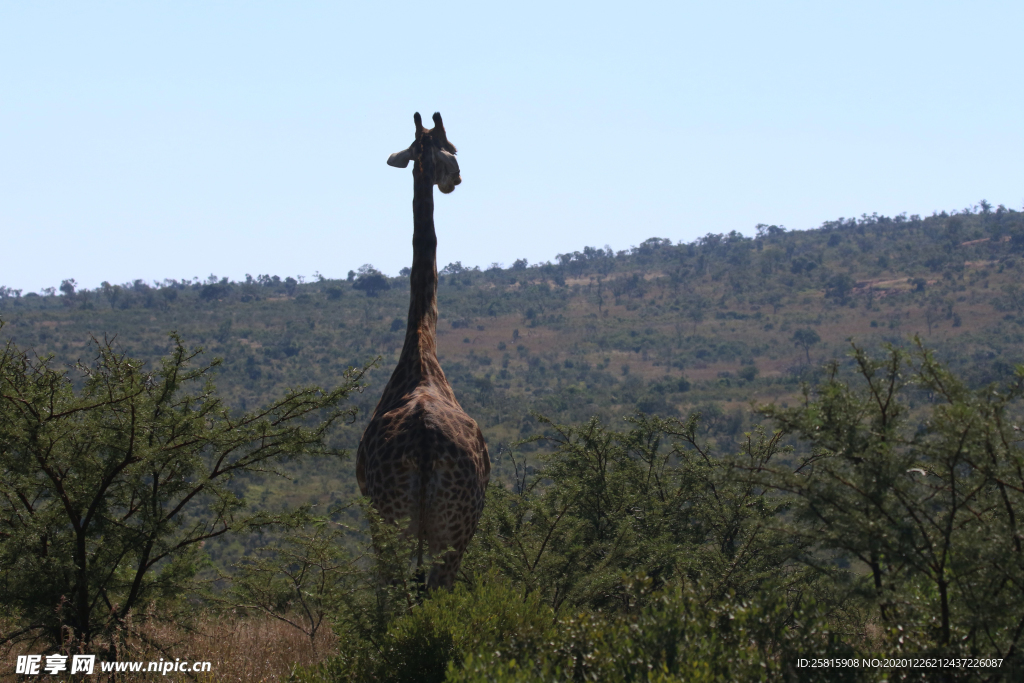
xmin=352 ymin=265 xmax=389 ymax=297
xmin=59 ymin=279 xmax=78 ymax=308
xmin=100 ymin=281 xmax=122 ymax=309
xmin=228 ymin=510 xmax=362 ymax=656
xmin=0 ymin=331 xmax=368 ymax=651
xmin=764 ymin=290 xmax=784 ymax=315
xmin=791 ymin=327 xmax=820 ymax=364
xmin=738 ymin=364 xmax=758 ymax=382
xmin=824 ymin=273 xmax=855 ymax=304
xmin=1000 ymin=283 xmax=1024 ymax=315
xmin=923 ymin=301 xmax=942 ymax=334
xmin=466 ymin=414 xmax=801 ymax=613
xmin=760 ymin=343 xmax=1024 ymax=657
xmin=686 ymin=297 xmax=709 ymax=334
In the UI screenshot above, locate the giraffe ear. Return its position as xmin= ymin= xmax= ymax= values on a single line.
xmin=387 ymin=145 xmax=414 ymax=168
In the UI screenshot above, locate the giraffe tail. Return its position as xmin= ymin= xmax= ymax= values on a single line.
xmin=415 ymin=432 xmax=431 ymax=584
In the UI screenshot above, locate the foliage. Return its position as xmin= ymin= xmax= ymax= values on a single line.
xmin=464 ymin=414 xmax=806 ymax=612
xmin=226 ymin=508 xmax=364 ymax=656
xmin=792 ymin=328 xmax=821 ymax=364
xmin=290 ymin=574 xmax=553 ymax=683
xmin=282 ymin=498 xmax=463 ymax=683
xmin=288 ymin=345 xmax=1024 ymax=682
xmin=759 ymin=340 xmax=1024 ymax=660
xmin=451 ymin=579 xmax=855 ymax=683
xmin=352 ymin=265 xmax=390 ymax=297
xmin=285 ymin=408 xmax=833 ymax=683
xmin=292 ymin=576 xmax=856 ymax=683
xmin=0 ymin=330 xmax=367 ymax=650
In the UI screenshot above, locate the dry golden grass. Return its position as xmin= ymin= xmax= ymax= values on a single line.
xmin=142 ymin=613 xmax=335 ymax=683
xmin=1 ymin=613 xmax=336 ymax=683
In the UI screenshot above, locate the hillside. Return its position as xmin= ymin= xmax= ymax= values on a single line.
xmin=3 ymin=203 xmax=1024 ymax=516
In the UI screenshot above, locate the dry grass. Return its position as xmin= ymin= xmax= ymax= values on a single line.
xmin=1 ymin=613 xmax=336 ymax=683
xmin=140 ymin=613 xmax=335 ymax=683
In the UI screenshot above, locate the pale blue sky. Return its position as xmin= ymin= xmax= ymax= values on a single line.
xmin=1 ymin=1 xmax=1021 ymax=292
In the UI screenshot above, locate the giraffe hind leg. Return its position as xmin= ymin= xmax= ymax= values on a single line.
xmin=426 ymin=545 xmax=463 ymax=590
xmin=423 ymin=493 xmax=483 ymax=590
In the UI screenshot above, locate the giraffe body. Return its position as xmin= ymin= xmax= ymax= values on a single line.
xmin=357 ymin=112 xmax=489 ymax=589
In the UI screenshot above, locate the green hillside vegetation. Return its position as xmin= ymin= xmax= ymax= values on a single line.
xmin=4 ymin=203 xmax=1024 ymax=441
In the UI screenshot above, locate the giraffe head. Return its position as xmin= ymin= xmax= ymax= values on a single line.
xmin=387 ymin=112 xmax=462 ymax=194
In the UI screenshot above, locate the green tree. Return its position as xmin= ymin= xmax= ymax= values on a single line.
xmin=1000 ymin=282 xmax=1024 ymax=315
xmin=792 ymin=327 xmax=821 ymax=364
xmin=0 ymin=330 xmax=367 ymax=651
xmin=923 ymin=299 xmax=943 ymax=334
xmin=352 ymin=265 xmax=389 ymax=297
xmin=825 ymin=273 xmax=855 ymax=304
xmin=466 ymin=414 xmax=801 ymax=612
xmin=760 ymin=342 xmax=1024 ymax=657
xmin=764 ymin=289 xmax=784 ymax=314
xmin=227 ymin=510 xmax=363 ymax=656
xmin=449 ymin=579 xmax=850 ymax=683
xmin=685 ymin=297 xmax=709 ymax=334
xmin=738 ymin=364 xmax=758 ymax=382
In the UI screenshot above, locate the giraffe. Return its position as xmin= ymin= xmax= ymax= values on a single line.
xmin=356 ymin=112 xmax=490 ymax=590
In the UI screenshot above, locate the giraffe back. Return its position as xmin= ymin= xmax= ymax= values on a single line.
xmin=357 ymin=384 xmax=490 ymax=573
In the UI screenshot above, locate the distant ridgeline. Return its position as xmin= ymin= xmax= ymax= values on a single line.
xmin=3 ymin=204 xmax=1024 ymax=462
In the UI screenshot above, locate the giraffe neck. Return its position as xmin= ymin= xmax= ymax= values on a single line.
xmin=405 ymin=160 xmax=440 ymax=363
xmin=380 ymin=150 xmax=455 ymax=406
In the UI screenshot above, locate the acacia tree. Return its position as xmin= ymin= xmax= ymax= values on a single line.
xmin=228 ymin=510 xmax=364 ymax=657
xmin=760 ymin=342 xmax=1024 ymax=658
xmin=686 ymin=297 xmax=709 ymax=334
xmin=0 ymin=330 xmax=368 ymax=651
xmin=352 ymin=265 xmax=389 ymax=297
xmin=466 ymin=413 xmax=805 ymax=612
xmin=791 ymin=327 xmax=820 ymax=364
